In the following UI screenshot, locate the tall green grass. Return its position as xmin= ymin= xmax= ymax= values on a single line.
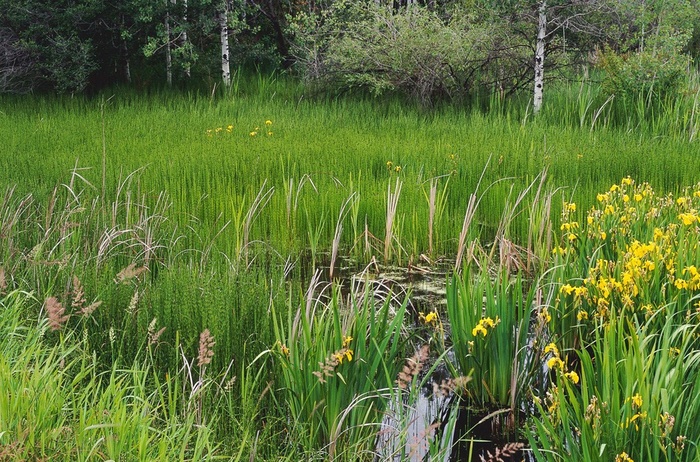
xmin=2 ymin=76 xmax=700 ymax=266
xmin=2 ymin=73 xmax=700 ymax=460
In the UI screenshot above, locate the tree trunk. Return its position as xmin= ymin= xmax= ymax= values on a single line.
xmin=165 ymin=3 xmax=173 ymax=86
xmin=182 ymin=0 xmax=191 ymax=78
xmin=533 ymin=0 xmax=546 ymax=114
xmin=220 ymin=1 xmax=231 ymax=86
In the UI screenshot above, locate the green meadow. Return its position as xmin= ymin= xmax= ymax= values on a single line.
xmin=1 ymin=76 xmax=700 ymax=461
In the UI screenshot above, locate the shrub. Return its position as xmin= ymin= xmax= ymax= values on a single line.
xmin=288 ymin=3 xmax=516 ymax=106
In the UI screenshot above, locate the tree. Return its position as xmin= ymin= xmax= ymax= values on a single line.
xmin=533 ymin=0 xmax=546 ymax=113
xmin=0 ymin=27 xmax=35 ymax=93
xmin=219 ymin=0 xmax=231 ymax=85
xmin=0 ymin=0 xmax=101 ymax=92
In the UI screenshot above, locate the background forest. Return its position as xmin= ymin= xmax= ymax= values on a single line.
xmin=2 ymin=0 xmax=700 ymax=105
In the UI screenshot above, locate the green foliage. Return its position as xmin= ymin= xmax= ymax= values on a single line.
xmin=290 ymin=2 xmax=510 ymax=105
xmin=598 ymin=48 xmax=690 ymax=103
xmin=446 ymin=268 xmax=536 ymax=413
xmin=269 ymin=276 xmax=411 ymax=456
xmin=0 ymin=290 xmax=219 ymax=461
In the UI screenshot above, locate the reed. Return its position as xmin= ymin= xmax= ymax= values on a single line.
xmin=269 ymin=269 xmax=412 ymax=456
xmin=384 ymin=178 xmax=403 ymax=263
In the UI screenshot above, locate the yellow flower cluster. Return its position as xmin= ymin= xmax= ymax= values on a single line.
xmin=557 ymin=179 xmax=700 ymax=323
xmin=205 ymin=124 xmax=234 ymax=136
xmin=471 ymin=316 xmax=500 ymax=337
xmin=419 ymin=311 xmax=438 ymax=325
xmin=386 ymin=160 xmax=402 ymax=173
xmin=544 ymin=342 xmax=579 ymax=384
xmin=622 ymin=393 xmax=647 ymax=431
xmin=250 ymin=119 xmax=273 ymax=137
xmin=615 ymin=451 xmax=634 ymax=462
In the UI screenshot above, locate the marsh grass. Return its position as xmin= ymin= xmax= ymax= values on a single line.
xmin=2 ymin=73 xmax=700 ymax=460
xmin=3 ymin=77 xmax=700 ymax=267
xmin=269 ymin=269 xmax=413 ymax=456
xmin=527 ymin=178 xmax=700 ymax=462
xmin=0 ymin=290 xmax=219 ymax=461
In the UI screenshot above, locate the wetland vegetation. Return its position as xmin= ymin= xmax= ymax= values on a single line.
xmin=2 ymin=72 xmax=700 ymax=460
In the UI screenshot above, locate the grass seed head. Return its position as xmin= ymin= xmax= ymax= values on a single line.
xmin=0 ymin=267 xmax=6 ymax=294
xmin=46 ymin=296 xmax=69 ymax=331
xmin=397 ymin=344 xmax=429 ymax=389
xmin=198 ymin=329 xmax=216 ymax=367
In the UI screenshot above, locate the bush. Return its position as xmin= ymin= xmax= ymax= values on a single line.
xmin=598 ymin=47 xmax=689 ymax=102
xmin=288 ymin=3 xmax=520 ymax=106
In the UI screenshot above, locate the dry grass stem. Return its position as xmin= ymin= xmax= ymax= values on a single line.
xmin=396 ymin=344 xmax=429 ymax=389
xmin=71 ymin=275 xmax=86 ymax=308
xmin=433 ymin=376 xmax=472 ymax=397
xmin=0 ymin=267 xmax=6 ymax=294
xmin=80 ymin=300 xmax=102 ymax=317
xmin=126 ymin=290 xmax=140 ymax=315
xmin=148 ymin=317 xmax=166 ymax=346
xmin=45 ymin=296 xmax=69 ymax=331
xmin=197 ymin=329 xmax=216 ymax=367
xmin=114 ymin=263 xmax=147 ymax=284
xmin=312 ymin=347 xmax=351 ymax=383
xmin=479 ymin=442 xmax=525 ymax=462
xmin=384 ymin=178 xmax=402 ymax=262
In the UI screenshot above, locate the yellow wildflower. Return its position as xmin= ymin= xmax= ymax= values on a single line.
xmin=249 ymin=131 xmax=257 ymax=137
xmin=471 ymin=316 xmax=499 ymax=337
xmin=544 ymin=343 xmax=559 ymax=356
xmin=615 ymin=452 xmax=634 ymax=462
xmin=472 ymin=324 xmax=487 ymax=337
xmin=424 ymin=311 xmax=437 ymax=324
xmin=565 ymin=371 xmax=579 ymax=384
xmin=342 ymin=336 xmax=353 ymax=348
xmin=630 ymin=393 xmax=643 ymax=410
xmin=265 ymin=120 xmax=272 ymax=126
xmin=561 ymin=284 xmax=575 ymax=296
xmin=547 ymin=357 xmax=565 ymax=370
xmin=577 ymin=310 xmax=589 ymax=321
xmin=678 ymin=212 xmax=698 ymax=226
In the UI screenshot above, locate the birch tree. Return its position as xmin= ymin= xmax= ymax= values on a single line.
xmin=219 ymin=0 xmax=231 ymax=86
xmin=533 ymin=0 xmax=546 ymax=113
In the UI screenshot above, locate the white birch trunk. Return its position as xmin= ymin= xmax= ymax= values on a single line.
xmin=182 ymin=0 xmax=191 ymax=78
xmin=533 ymin=0 xmax=546 ymax=114
xmin=165 ymin=3 xmax=173 ymax=86
xmin=219 ymin=0 xmax=231 ymax=87
xmin=219 ymin=1 xmax=231 ymax=86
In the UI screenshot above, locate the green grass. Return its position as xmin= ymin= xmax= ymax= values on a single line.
xmin=1 ymin=74 xmax=700 ymax=460
xmin=2 ymin=77 xmax=699 ymax=264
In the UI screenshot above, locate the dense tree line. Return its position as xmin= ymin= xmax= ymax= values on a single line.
xmin=1 ymin=0 xmax=699 ymax=104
